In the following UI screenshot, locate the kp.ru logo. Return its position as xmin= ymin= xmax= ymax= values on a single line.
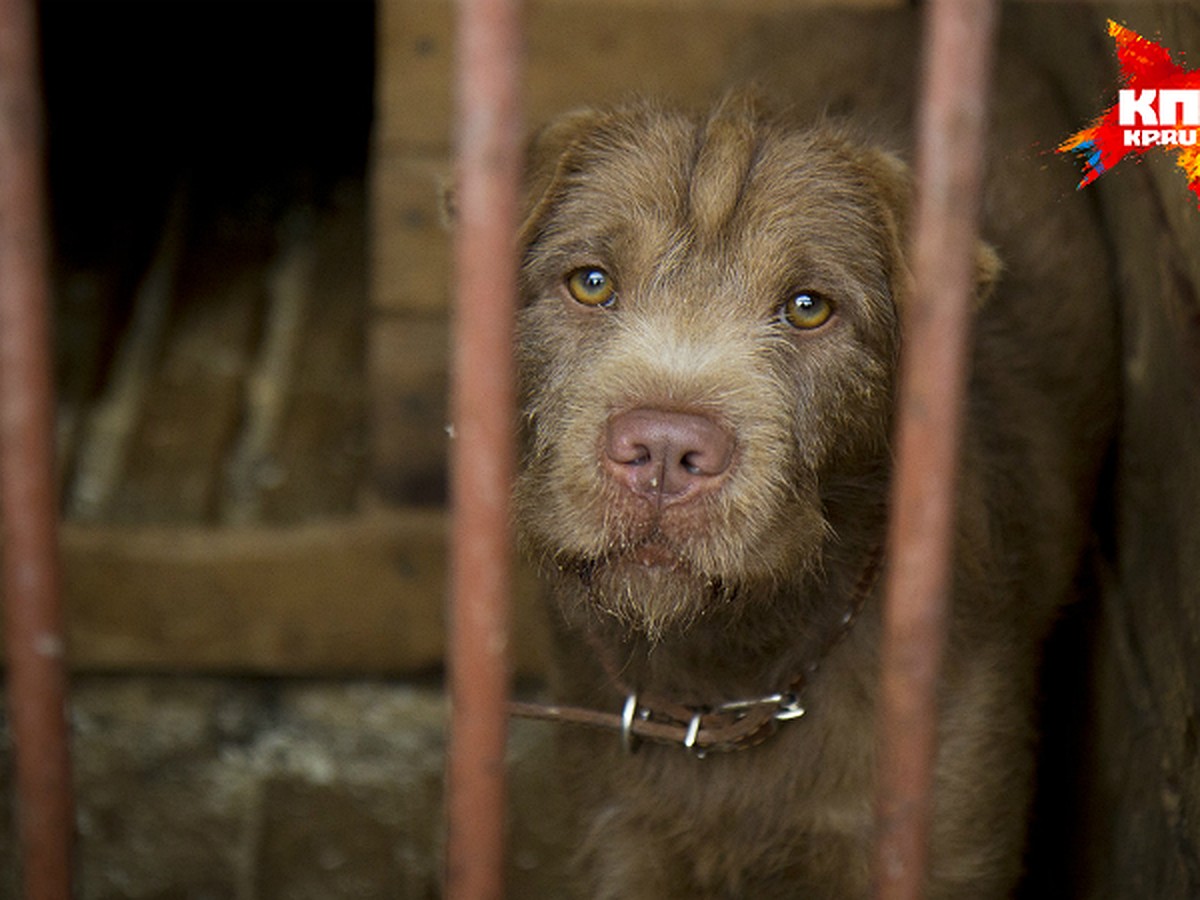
xmin=1059 ymin=20 xmax=1200 ymax=208
xmin=1118 ymin=89 xmax=1198 ymax=147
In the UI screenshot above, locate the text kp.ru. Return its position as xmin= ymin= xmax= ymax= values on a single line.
xmin=1120 ymin=88 xmax=1200 ymax=147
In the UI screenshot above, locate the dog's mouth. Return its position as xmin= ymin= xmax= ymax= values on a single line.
xmin=614 ymin=521 xmax=704 ymax=572
xmin=568 ymin=547 xmax=734 ymax=638
xmin=568 ymin=531 xmax=693 ymax=579
xmin=566 ymin=542 xmax=736 ymax=637
xmin=627 ymin=540 xmax=683 ymax=569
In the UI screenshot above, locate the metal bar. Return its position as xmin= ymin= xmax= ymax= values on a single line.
xmin=873 ymin=1 xmax=998 ymax=898
xmin=0 ymin=0 xmax=76 ymax=897
xmin=444 ymin=0 xmax=523 ymax=897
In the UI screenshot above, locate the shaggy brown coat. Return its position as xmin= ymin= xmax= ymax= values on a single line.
xmin=513 ymin=92 xmax=1116 ymax=898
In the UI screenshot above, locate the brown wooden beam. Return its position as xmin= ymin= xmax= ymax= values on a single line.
xmin=0 ymin=512 xmax=547 ymax=676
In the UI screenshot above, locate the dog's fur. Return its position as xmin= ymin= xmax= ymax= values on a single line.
xmin=513 ymin=92 xmax=1116 ymax=898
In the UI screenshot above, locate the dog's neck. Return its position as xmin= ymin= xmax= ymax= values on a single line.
xmin=563 ymin=536 xmax=884 ymax=710
xmin=521 ymin=466 xmax=890 ymax=753
xmin=520 ymin=541 xmax=883 ymax=755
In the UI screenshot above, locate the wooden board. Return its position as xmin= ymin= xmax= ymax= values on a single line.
xmin=0 ymin=510 xmax=547 ymax=676
xmin=367 ymin=315 xmax=450 ymax=504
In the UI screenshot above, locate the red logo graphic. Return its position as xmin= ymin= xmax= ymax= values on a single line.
xmin=1058 ymin=20 xmax=1200 ymax=208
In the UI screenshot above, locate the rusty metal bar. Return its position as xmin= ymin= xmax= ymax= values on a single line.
xmin=873 ymin=1 xmax=998 ymax=898
xmin=0 ymin=0 xmax=76 ymax=897
xmin=444 ymin=0 xmax=523 ymax=897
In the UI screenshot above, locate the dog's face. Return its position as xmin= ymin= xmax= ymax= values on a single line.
xmin=514 ymin=97 xmax=911 ymax=636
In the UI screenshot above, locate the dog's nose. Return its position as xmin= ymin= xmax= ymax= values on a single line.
xmin=604 ymin=409 xmax=734 ymax=503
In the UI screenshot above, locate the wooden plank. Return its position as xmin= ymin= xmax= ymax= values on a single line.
xmin=221 ymin=218 xmax=318 ymax=526
xmin=67 ymin=194 xmax=187 ymax=522
xmin=377 ymin=0 xmax=454 ymax=154
xmin=54 ymin=269 xmax=123 ymax=487
xmin=0 ymin=511 xmax=546 ymax=675
xmin=368 ymin=315 xmax=450 ymax=505
xmin=105 ymin=264 xmax=262 ymax=525
xmin=376 ymin=0 xmax=908 ymax=152
xmin=97 ymin=184 xmax=369 ymax=527
xmin=370 ymin=155 xmax=453 ymax=317
xmin=377 ymin=0 xmax=775 ymax=155
xmin=262 ymin=187 xmax=370 ymax=523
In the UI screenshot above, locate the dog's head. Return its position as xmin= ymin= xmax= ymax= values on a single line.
xmin=514 ymin=94 xmax=990 ymax=636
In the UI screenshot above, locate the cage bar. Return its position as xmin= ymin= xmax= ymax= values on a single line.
xmin=444 ymin=0 xmax=524 ymax=898
xmin=0 ymin=0 xmax=76 ymax=897
xmin=873 ymin=1 xmax=999 ymax=898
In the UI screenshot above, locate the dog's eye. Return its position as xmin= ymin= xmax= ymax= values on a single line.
xmin=781 ymin=291 xmax=833 ymax=330
xmin=565 ymin=267 xmax=616 ymax=308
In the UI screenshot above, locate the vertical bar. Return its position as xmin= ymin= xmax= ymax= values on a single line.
xmin=445 ymin=0 xmax=522 ymax=898
xmin=873 ymin=1 xmax=997 ymax=898
xmin=0 ymin=0 xmax=75 ymax=897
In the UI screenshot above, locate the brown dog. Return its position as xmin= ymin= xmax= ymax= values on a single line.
xmin=513 ymin=92 xmax=1116 ymax=898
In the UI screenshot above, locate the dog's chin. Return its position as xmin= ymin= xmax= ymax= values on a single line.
xmin=577 ymin=545 xmax=737 ymax=640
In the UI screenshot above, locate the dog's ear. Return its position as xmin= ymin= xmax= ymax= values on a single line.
xmin=858 ymin=147 xmax=1001 ymax=309
xmin=519 ymin=108 xmax=609 ymax=249
xmin=856 ymin=148 xmax=917 ymax=311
